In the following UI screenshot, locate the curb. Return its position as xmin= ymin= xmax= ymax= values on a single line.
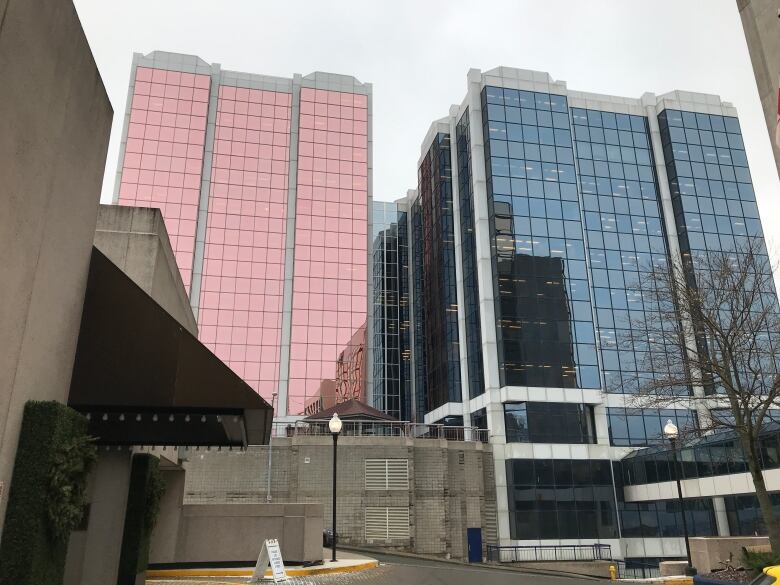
xmin=147 ymin=559 xmax=379 ymax=579
xmin=338 ymin=545 xmax=603 ymax=580
xmin=617 ymin=579 xmax=693 ymax=585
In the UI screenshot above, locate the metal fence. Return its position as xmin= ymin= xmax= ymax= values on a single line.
xmin=270 ymin=419 xmax=489 ymax=443
xmin=486 ymin=544 xmax=612 ymax=563
xmin=614 ymin=560 xmax=661 ymax=579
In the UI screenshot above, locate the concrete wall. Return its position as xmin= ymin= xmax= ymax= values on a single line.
xmin=153 ymin=503 xmax=323 ymax=565
xmin=150 ymin=465 xmax=323 ymax=565
xmin=94 ymin=205 xmax=198 ymax=335
xmin=64 ymin=451 xmax=134 ymax=585
xmin=690 ymin=536 xmax=770 ymax=572
xmin=738 ymin=0 xmax=780 ymax=176
xmin=182 ymin=437 xmax=497 ymax=560
xmin=0 ymin=0 xmax=112 ymax=533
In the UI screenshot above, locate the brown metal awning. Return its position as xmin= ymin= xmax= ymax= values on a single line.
xmin=68 ymin=248 xmax=272 ymax=446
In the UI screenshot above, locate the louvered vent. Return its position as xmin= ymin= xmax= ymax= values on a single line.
xmin=365 ymin=507 xmax=410 ymax=540
xmin=365 ymin=459 xmax=408 ymax=490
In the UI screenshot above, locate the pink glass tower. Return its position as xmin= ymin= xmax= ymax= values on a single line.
xmin=113 ymin=52 xmax=372 ymax=418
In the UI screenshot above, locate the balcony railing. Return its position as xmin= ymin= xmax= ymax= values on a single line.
xmin=486 ymin=544 xmax=612 ymax=563
xmin=270 ymin=419 xmax=489 ymax=443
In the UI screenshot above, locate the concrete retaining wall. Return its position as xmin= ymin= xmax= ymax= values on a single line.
xmin=690 ymin=536 xmax=770 ymax=572
xmin=183 ymin=436 xmax=497 ymax=560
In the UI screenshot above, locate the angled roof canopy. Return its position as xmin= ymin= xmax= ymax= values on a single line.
xmin=69 ymin=248 xmax=272 ymax=446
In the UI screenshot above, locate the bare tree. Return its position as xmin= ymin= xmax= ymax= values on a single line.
xmin=621 ymin=237 xmax=780 ymax=553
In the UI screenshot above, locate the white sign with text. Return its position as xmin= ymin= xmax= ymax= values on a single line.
xmin=250 ymin=538 xmax=287 ymax=582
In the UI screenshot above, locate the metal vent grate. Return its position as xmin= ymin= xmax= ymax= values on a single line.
xmin=365 ymin=459 xmax=408 ymax=490
xmin=365 ymin=507 xmax=410 ymax=540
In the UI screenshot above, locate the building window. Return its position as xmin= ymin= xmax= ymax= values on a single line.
xmin=618 ymin=423 xmax=780 ymax=486
xmin=456 ymin=110 xmax=485 ymax=399
xmin=571 ymin=107 xmax=672 ymax=396
xmin=416 ymin=133 xmax=462 ymax=412
xmin=505 ymin=459 xmax=617 ymax=540
xmin=658 ymin=108 xmax=776 ymax=397
xmin=481 ymin=86 xmax=600 ymax=390
xmin=504 ymin=402 xmax=596 ymax=444
xmin=619 ymin=498 xmax=717 ymax=538
xmin=471 ymin=407 xmax=488 ymax=431
xmin=607 ymin=408 xmax=698 ymax=447
xmin=365 ymin=507 xmax=410 ymax=541
xmin=725 ymin=493 xmax=780 ymax=536
xmin=371 ymin=202 xmax=410 ymax=420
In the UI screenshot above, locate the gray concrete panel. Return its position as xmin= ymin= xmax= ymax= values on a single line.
xmin=0 ymin=0 xmax=112 ymax=534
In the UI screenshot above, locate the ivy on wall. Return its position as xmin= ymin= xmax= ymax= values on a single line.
xmin=0 ymin=401 xmax=96 ymax=585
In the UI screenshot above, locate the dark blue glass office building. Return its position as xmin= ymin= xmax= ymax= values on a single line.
xmin=369 ymin=68 xmax=777 ymax=560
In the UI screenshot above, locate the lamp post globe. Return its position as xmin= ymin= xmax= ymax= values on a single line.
xmin=663 ymin=419 xmax=679 ymax=441
xmin=329 ymin=413 xmax=343 ymax=435
xmin=329 ymin=412 xmax=341 ymax=563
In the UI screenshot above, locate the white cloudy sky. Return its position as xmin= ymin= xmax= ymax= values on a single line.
xmin=76 ymin=0 xmax=779 ymax=243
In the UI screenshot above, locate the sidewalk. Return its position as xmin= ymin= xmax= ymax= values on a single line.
xmin=146 ymin=548 xmax=378 ymax=581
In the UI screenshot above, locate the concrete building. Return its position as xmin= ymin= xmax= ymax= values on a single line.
xmin=112 ymin=52 xmax=373 ymax=418
xmin=738 ymin=0 xmax=780 ymax=176
xmin=0 ymin=0 xmax=113 ymax=535
xmin=383 ymin=67 xmax=777 ymax=563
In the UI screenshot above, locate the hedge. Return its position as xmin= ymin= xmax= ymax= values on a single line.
xmin=0 ymin=401 xmax=96 ymax=585
xmin=117 ymin=454 xmax=166 ymax=585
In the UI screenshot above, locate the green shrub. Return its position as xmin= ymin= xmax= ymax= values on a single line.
xmin=0 ymin=401 xmax=96 ymax=585
xmin=742 ymin=548 xmax=780 ymax=573
xmin=117 ymin=454 xmax=166 ymax=585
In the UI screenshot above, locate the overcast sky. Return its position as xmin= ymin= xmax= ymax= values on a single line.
xmin=76 ymin=0 xmax=779 ymax=246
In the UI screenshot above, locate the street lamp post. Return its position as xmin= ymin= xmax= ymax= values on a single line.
xmin=329 ymin=413 xmax=342 ymax=563
xmin=664 ymin=419 xmax=697 ymax=577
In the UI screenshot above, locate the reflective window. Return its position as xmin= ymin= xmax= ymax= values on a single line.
xmin=411 ymin=199 xmax=428 ymax=421
xmin=471 ymin=407 xmax=488 ymax=430
xmin=198 ymin=86 xmax=291 ymax=403
xmin=572 ymin=108 xmax=672 ymax=395
xmin=457 ymin=111 xmax=485 ymax=399
xmin=658 ymin=109 xmax=779 ymax=396
xmin=725 ymin=493 xmax=780 ymax=536
xmin=371 ymin=201 xmax=410 ymax=420
xmin=117 ymin=66 xmax=210 ymax=291
xmin=505 ymin=402 xmax=596 ymax=444
xmin=416 ymin=133 xmax=462 ymax=411
xmin=290 ymin=88 xmax=369 ymax=415
xmin=618 ymin=498 xmax=717 ymax=537
xmin=607 ymin=407 xmax=698 ymax=447
xmin=506 ymin=459 xmax=618 ymax=539
xmin=618 ymin=421 xmax=780 ymax=485
xmin=483 ymin=87 xmax=599 ymax=389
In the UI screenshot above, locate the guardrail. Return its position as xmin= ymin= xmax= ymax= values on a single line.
xmin=486 ymin=544 xmax=612 ymax=563
xmin=270 ymin=419 xmax=489 ymax=443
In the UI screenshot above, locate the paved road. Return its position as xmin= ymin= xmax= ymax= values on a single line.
xmin=148 ymin=551 xmax=596 ymax=585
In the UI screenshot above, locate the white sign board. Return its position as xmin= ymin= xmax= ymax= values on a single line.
xmin=250 ymin=538 xmax=287 ymax=582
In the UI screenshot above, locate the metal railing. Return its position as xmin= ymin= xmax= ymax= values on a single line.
xmin=614 ymin=560 xmax=661 ymax=579
xmin=486 ymin=544 xmax=612 ymax=563
xmin=270 ymin=419 xmax=489 ymax=443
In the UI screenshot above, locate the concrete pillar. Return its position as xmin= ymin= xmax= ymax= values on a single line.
xmin=713 ymin=496 xmax=731 ymax=537
xmin=65 ymin=450 xmax=133 ymax=585
xmin=148 ymin=467 xmax=186 ymax=564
